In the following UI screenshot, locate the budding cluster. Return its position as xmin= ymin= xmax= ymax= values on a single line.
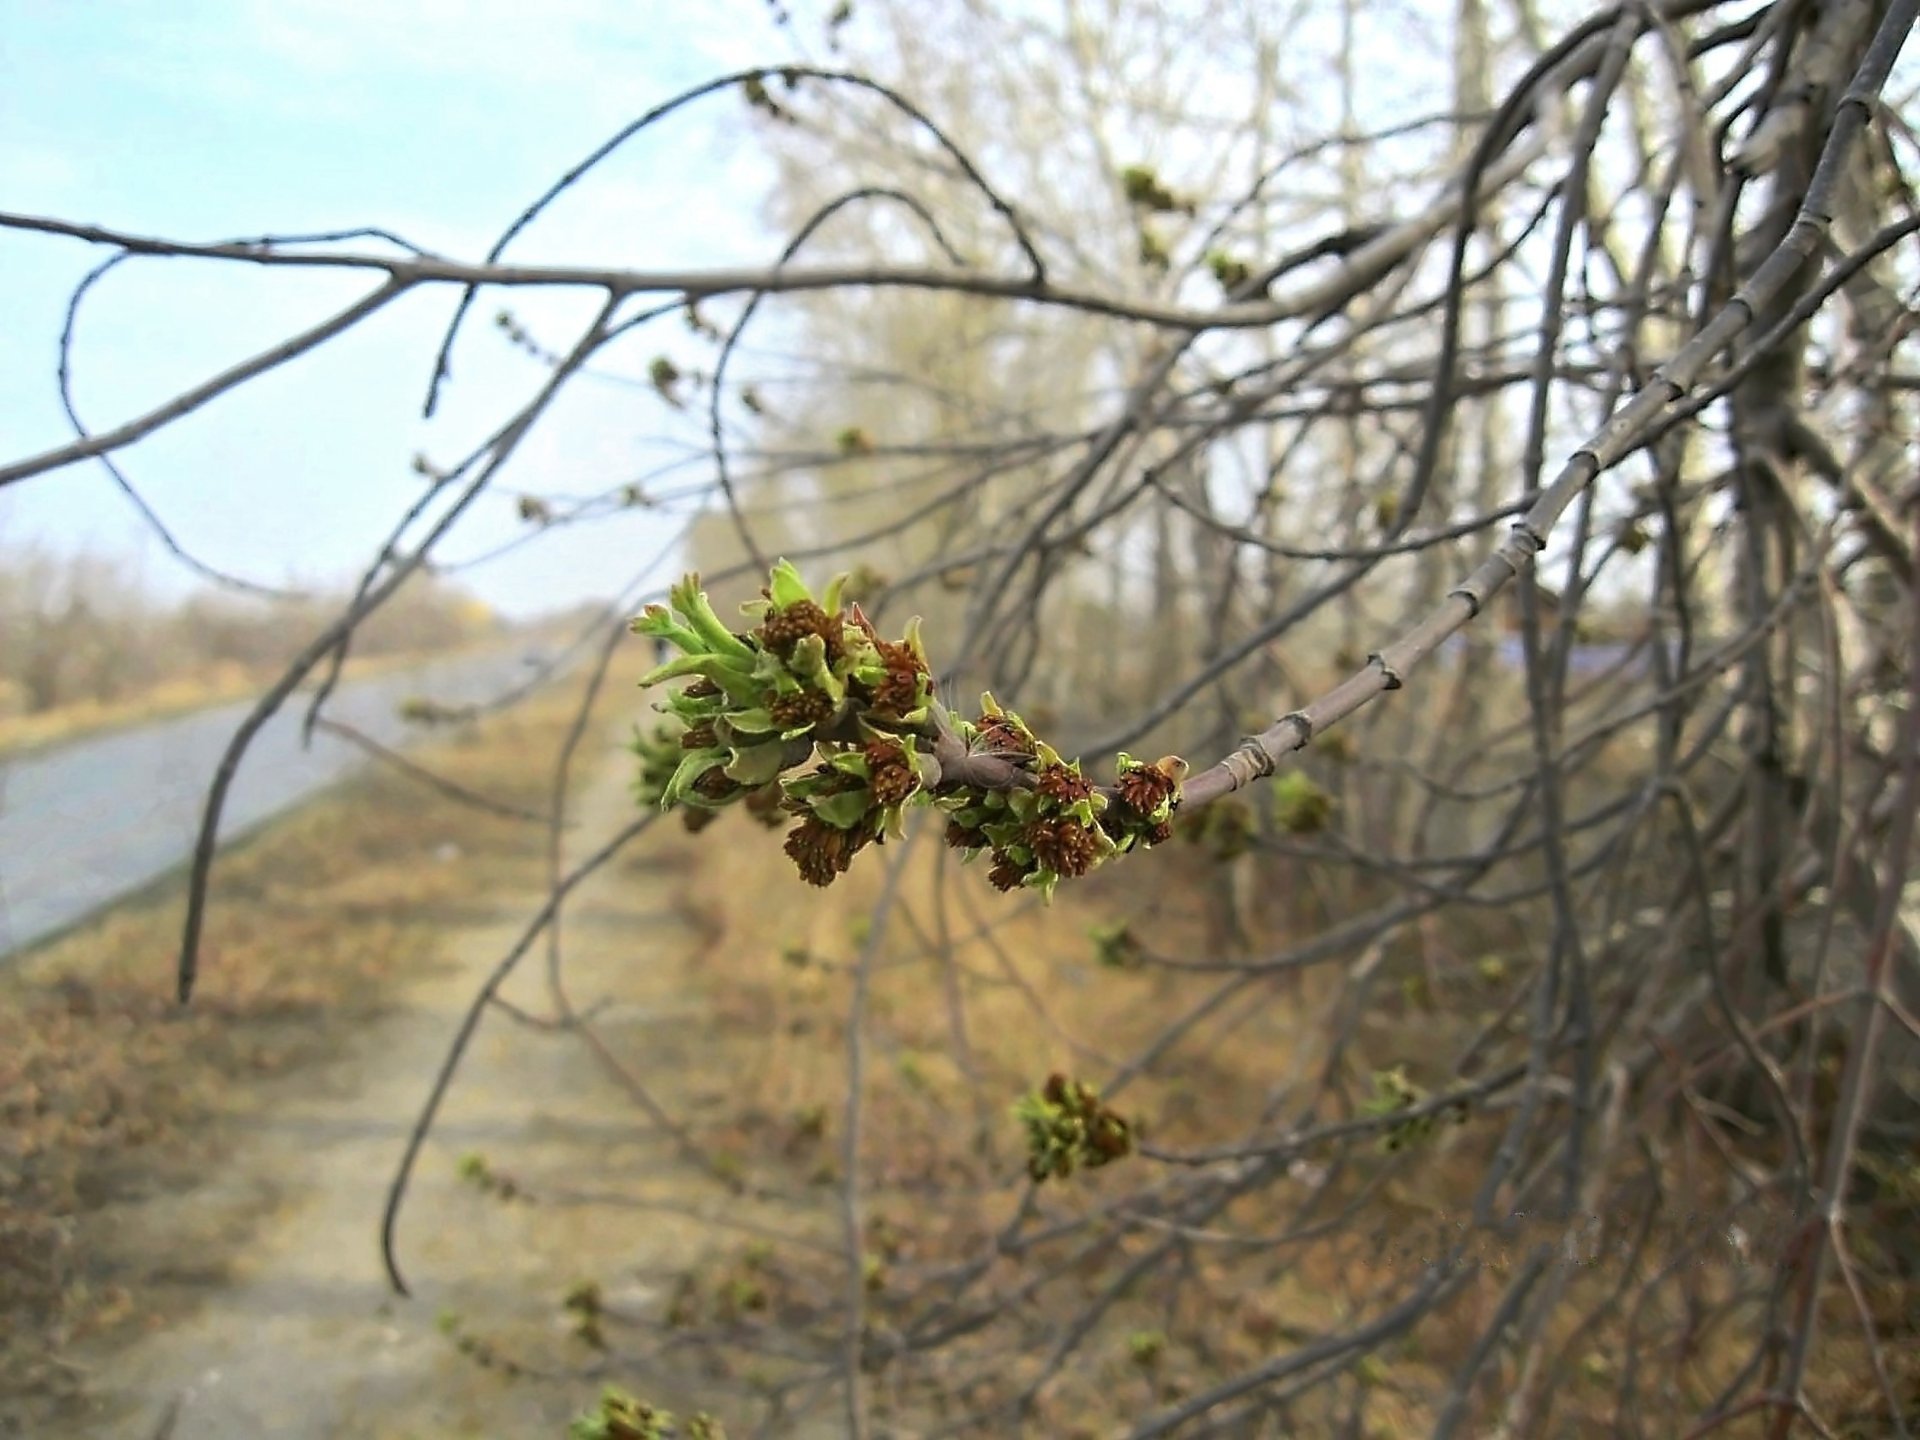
xmin=633 ymin=563 xmax=1186 ymax=894
xmin=568 ymin=1386 xmax=725 ymax=1440
xmin=1014 ymin=1073 xmax=1135 ymax=1183
xmin=935 ymin=696 xmax=1118 ymax=900
xmin=628 ymin=718 xmax=753 ymax=834
xmin=1361 ymin=1066 xmax=1471 ymax=1153
xmin=1101 ymin=753 xmax=1185 ymax=852
xmin=632 ymin=562 xmax=932 ymax=885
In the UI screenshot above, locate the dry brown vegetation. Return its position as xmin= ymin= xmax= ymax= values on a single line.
xmin=618 ymin=802 xmax=1919 ymax=1437
xmin=0 ymin=675 xmax=594 ymax=1409
xmin=0 ymin=546 xmax=504 ymax=756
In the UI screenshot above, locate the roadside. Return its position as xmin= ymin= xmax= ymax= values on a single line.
xmin=0 ymin=665 xmax=730 ymax=1436
xmin=2 ymin=630 xmax=859 ymax=1439
xmin=0 ymin=643 xmax=565 ymax=959
xmin=0 ymin=640 xmax=533 ymax=764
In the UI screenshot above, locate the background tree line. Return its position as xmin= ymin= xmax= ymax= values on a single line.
xmin=0 ymin=546 xmax=502 ymax=722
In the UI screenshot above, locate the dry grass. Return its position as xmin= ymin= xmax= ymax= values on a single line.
xmin=0 ymin=663 xmax=261 ymax=758
xmin=0 ymin=670 xmax=608 ymax=1402
xmin=0 ymin=547 xmax=503 ymax=750
xmin=636 ymin=818 xmax=1450 ymax=1430
xmin=617 ymin=800 xmax=1917 ymax=1436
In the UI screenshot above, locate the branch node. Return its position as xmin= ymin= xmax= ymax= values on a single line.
xmin=1234 ymin=737 xmax=1278 ymax=781
xmin=1509 ymin=520 xmax=1545 ymax=555
xmin=1279 ymin=710 xmax=1315 ymax=746
xmin=1368 ymin=654 xmax=1404 ymax=691
xmin=1448 ymin=586 xmax=1482 ymax=620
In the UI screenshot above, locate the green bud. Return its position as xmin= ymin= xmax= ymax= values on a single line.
xmin=1272 ymin=771 xmax=1334 ymax=834
xmin=638 ymin=652 xmax=760 ymax=704
xmin=786 ymin=633 xmax=845 ymax=702
xmin=820 ymin=570 xmax=848 ymax=616
xmin=661 ymin=751 xmax=727 ymax=808
xmin=767 ymin=556 xmax=814 ymax=610
xmin=631 ymin=605 xmax=704 ymax=655
xmin=669 ymin=574 xmax=754 ymax=660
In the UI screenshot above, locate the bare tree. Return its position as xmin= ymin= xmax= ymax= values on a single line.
xmin=5 ymin=0 xmax=1919 ymax=1433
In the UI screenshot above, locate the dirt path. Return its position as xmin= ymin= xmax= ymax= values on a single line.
xmin=53 ymin=744 xmax=826 ymax=1439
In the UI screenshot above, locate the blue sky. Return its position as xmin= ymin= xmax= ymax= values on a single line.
xmin=0 ymin=0 xmax=800 ymax=617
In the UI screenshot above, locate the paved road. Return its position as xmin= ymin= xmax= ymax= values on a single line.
xmin=0 ymin=649 xmax=556 ymax=958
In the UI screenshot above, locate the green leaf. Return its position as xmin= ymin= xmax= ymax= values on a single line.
xmin=1063 ymin=796 xmax=1099 ymax=826
xmin=811 ymin=788 xmax=873 ymax=830
xmin=722 ymin=707 xmax=777 ymax=734
xmin=670 ymin=574 xmax=754 ymax=659
xmin=787 ymin=633 xmax=845 ymax=702
xmin=725 ymin=743 xmax=792 ymax=786
xmin=1361 ymin=1066 xmax=1419 ymax=1116
xmin=913 ymin=750 xmax=942 ymax=791
xmin=900 ymin=614 xmax=927 ymax=664
xmin=768 ymin=557 xmax=813 ymax=610
xmin=639 ymin=651 xmax=742 ymax=686
xmin=663 ymin=689 xmax=725 ymax=722
xmin=639 ymin=653 xmax=759 ymax=703
xmin=630 ymin=605 xmax=703 ymax=654
xmin=662 ymin=752 xmax=725 ymax=807
xmin=821 ymin=571 xmax=848 ymax=616
xmin=749 ymin=645 xmax=800 ymax=694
